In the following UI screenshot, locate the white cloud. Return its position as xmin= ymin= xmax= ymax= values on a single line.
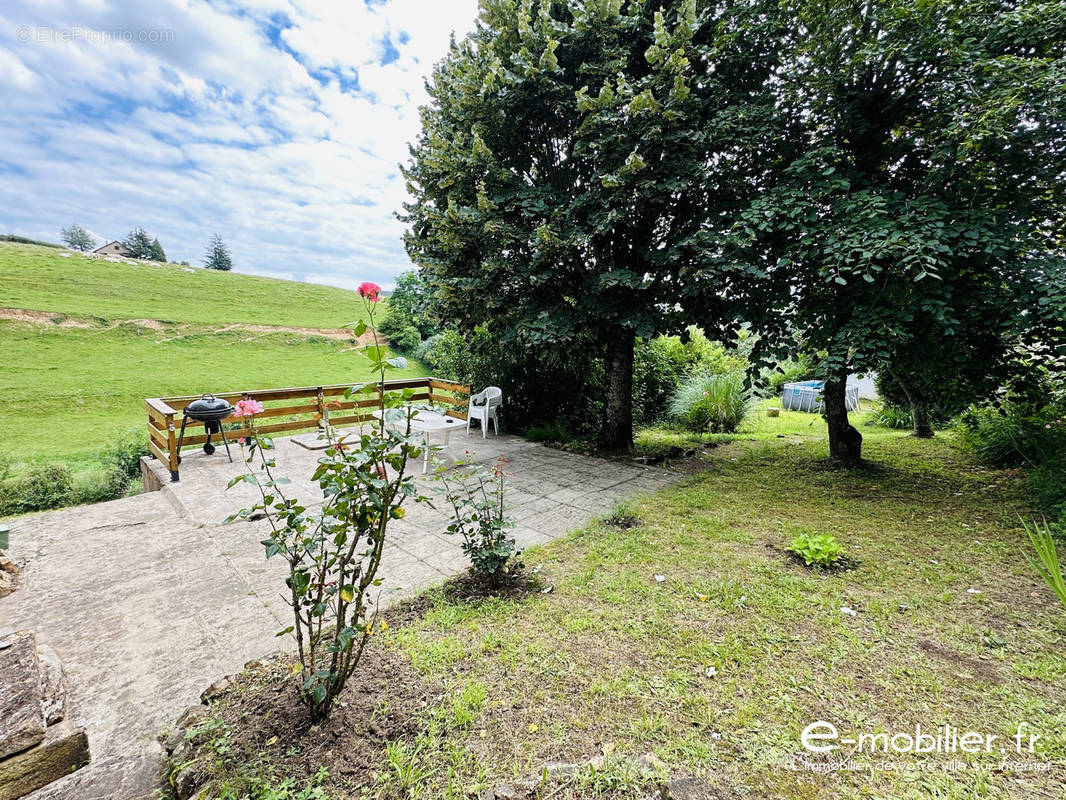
xmin=0 ymin=0 xmax=478 ymax=290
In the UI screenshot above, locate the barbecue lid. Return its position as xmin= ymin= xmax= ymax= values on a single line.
xmin=185 ymin=394 xmax=234 ymax=418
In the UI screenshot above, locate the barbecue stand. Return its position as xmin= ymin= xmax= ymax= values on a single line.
xmin=176 ymin=394 xmax=235 ymax=465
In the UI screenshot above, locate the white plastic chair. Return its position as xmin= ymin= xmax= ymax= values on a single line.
xmin=467 ymin=386 xmax=502 ymax=437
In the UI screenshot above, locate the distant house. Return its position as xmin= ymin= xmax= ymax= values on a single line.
xmin=93 ymin=240 xmax=132 ymax=257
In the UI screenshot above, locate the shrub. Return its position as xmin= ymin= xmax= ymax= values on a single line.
xmin=420 ymin=325 xmax=750 ymax=439
xmin=787 ymin=530 xmax=843 ymax=568
xmin=414 ymin=333 xmax=439 ymax=365
xmin=523 ymin=421 xmax=576 ymax=443
xmin=387 ymin=324 xmax=421 ymax=354
xmin=633 ymin=329 xmax=748 ymax=426
xmin=868 ymin=403 xmax=914 ymax=430
xmin=955 ymin=403 xmax=1065 ymax=468
xmin=667 ymin=371 xmax=753 ymax=433
xmin=105 ymin=428 xmax=149 ymax=485
xmin=227 ymin=286 xmax=428 ymax=722
xmin=433 ymin=455 xmax=520 ymax=587
xmin=1 ymin=463 xmax=74 ymax=516
xmin=0 ymin=234 xmax=62 ymax=247
xmin=956 ymin=395 xmax=1066 ymax=528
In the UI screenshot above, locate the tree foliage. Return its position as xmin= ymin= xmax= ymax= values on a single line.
xmin=404 ymin=0 xmax=1066 ymax=460
xmin=203 ymin=233 xmax=233 ymax=271
xmin=122 ymin=227 xmax=156 ymax=260
xmin=387 ymin=270 xmax=436 ymax=338
xmin=402 ymin=0 xmax=777 ymax=448
xmin=715 ymin=0 xmax=1066 ymax=464
xmin=60 ymin=223 xmax=96 ymax=252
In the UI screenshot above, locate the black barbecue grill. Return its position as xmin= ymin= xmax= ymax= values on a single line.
xmin=177 ymin=394 xmax=235 ymax=462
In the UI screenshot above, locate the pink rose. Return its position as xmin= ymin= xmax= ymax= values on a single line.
xmin=233 ymin=398 xmax=265 ymax=418
xmin=357 ymin=282 xmax=382 ymax=302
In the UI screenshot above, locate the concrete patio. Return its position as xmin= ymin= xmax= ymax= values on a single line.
xmin=0 ymin=430 xmax=675 ymax=799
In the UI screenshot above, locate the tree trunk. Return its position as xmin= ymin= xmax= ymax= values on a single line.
xmin=895 ymin=377 xmax=935 ymax=438
xmin=910 ymin=400 xmax=935 ymax=438
xmin=601 ymin=328 xmax=635 ymax=451
xmin=823 ymin=374 xmax=863 ymax=466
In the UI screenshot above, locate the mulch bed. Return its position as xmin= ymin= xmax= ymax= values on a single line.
xmin=385 ymin=565 xmax=542 ymax=626
xmin=185 ymin=645 xmax=439 ymax=793
xmin=176 ymin=568 xmax=546 ymax=795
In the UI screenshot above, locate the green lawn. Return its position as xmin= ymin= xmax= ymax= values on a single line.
xmin=0 ymin=242 xmax=420 ymax=485
xmin=0 ymin=241 xmax=371 ymax=328
xmin=180 ymin=415 xmax=1066 ymax=800
xmin=0 ymin=320 xmax=425 ymax=468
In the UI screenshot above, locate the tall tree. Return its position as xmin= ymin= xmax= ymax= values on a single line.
xmin=149 ymin=237 xmax=166 ymax=263
xmin=387 ymin=270 xmax=436 ymax=338
xmin=203 ymin=234 xmax=233 ymax=271
xmin=60 ymin=223 xmax=96 ymax=252
xmin=403 ymin=0 xmax=777 ymax=449
xmin=718 ymin=0 xmax=1066 ymax=465
xmin=122 ymin=227 xmax=155 ymax=259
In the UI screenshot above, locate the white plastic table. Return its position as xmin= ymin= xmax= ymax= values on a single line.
xmin=372 ymin=408 xmax=463 ymax=474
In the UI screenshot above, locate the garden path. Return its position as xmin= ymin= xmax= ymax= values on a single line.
xmin=0 ymin=433 xmax=674 ymax=799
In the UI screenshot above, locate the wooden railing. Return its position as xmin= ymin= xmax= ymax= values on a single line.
xmin=145 ymin=377 xmax=470 ymax=481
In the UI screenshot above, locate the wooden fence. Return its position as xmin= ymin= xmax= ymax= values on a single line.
xmin=145 ymin=377 xmax=470 ymax=481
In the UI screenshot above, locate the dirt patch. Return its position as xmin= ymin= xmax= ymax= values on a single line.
xmin=917 ymin=638 xmax=1000 ymax=682
xmin=172 ymin=645 xmax=438 ymax=795
xmin=385 ymin=567 xmax=543 ymax=626
xmin=119 ymin=318 xmax=165 ymax=331
xmin=0 ymin=307 xmax=94 ymax=328
xmin=605 ymin=513 xmax=643 ymax=529
xmin=0 ymin=307 xmax=380 ymax=344
xmin=214 ymin=322 xmax=381 ymax=345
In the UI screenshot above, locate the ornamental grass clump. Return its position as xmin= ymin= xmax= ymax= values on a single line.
xmin=1022 ymin=517 xmax=1066 ymax=612
xmin=226 ymin=282 xmax=427 ymax=722
xmin=667 ymin=370 xmax=753 ymax=433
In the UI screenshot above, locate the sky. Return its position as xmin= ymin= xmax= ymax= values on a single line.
xmin=0 ymin=0 xmax=480 ymax=289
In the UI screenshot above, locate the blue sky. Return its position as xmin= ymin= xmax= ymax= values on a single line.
xmin=0 ymin=0 xmax=479 ymax=289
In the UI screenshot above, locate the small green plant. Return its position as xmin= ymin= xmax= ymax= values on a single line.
xmin=787 ymin=530 xmax=843 ymax=568
xmin=215 ymin=768 xmax=329 ymax=800
xmin=433 ymin=455 xmax=520 ymax=587
xmin=1022 ymin=517 xmax=1066 ymax=610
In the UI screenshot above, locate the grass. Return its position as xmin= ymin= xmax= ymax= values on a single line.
xmin=0 ymin=242 xmax=420 ymax=490
xmin=388 ymin=436 xmax=1065 ymax=798
xmin=0 ymin=241 xmax=371 ymax=327
xmin=185 ymin=418 xmax=1066 ymax=799
xmin=636 ymin=397 xmax=897 ymax=460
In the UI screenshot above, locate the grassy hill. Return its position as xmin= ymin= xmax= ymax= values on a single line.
xmin=0 ymin=241 xmax=371 ymax=327
xmin=0 ymin=242 xmax=424 ymax=505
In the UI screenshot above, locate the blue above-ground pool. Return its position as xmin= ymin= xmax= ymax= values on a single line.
xmin=782 ymin=381 xmax=860 ymax=413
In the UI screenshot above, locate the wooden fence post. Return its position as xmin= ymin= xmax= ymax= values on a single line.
xmin=166 ymin=413 xmax=179 ymax=482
